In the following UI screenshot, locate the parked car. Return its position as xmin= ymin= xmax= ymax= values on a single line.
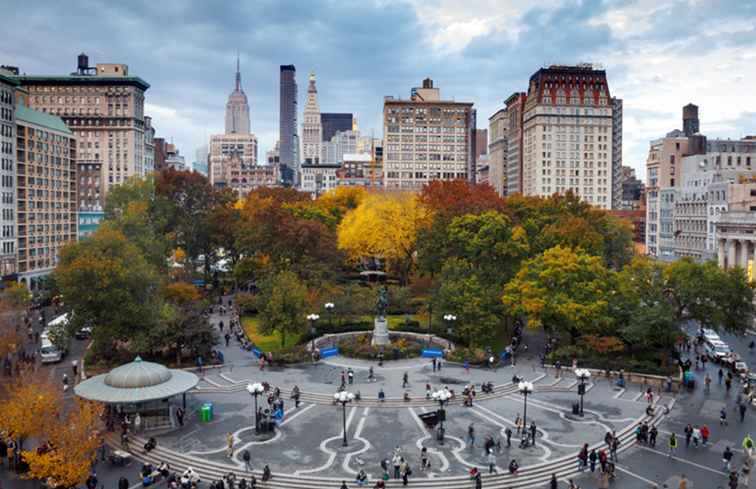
xmin=705 ymin=340 xmax=731 ymax=362
xmin=40 ymin=338 xmax=63 ymax=363
xmin=74 ymin=326 xmax=92 ymax=340
xmin=701 ymin=329 xmax=721 ymax=345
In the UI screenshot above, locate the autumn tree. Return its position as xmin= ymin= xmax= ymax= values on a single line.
xmin=255 ymin=270 xmax=309 ymax=347
xmin=22 ymin=399 xmax=104 ymax=488
xmin=0 ymin=372 xmax=61 ymax=449
xmin=338 ymin=192 xmax=429 ymax=284
xmin=53 ymin=227 xmax=162 ymax=358
xmin=502 ymin=246 xmax=615 ymax=341
xmin=0 ymin=283 xmax=30 ymax=359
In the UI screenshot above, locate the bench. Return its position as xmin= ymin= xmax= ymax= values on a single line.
xmin=421 ymin=349 xmax=443 ymax=358
xmin=320 ymin=347 xmax=339 ymax=358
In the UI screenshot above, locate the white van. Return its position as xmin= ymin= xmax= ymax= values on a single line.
xmin=40 ymin=338 xmax=63 ymax=363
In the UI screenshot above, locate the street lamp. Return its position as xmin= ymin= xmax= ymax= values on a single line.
xmin=334 ymin=391 xmax=355 ymax=446
xmin=431 ymin=387 xmax=452 ymax=445
xmin=443 ymin=314 xmax=457 ymax=335
xmin=518 ymin=381 xmax=534 ymax=447
xmin=246 ymin=382 xmax=264 ymax=433
xmin=575 ymin=368 xmax=591 ymax=416
xmin=307 ymin=313 xmax=320 ymax=350
xmin=324 ymin=302 xmax=335 ymax=327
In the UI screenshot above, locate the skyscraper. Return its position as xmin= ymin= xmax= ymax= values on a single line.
xmin=301 ymin=72 xmax=322 ymax=167
xmin=225 ymin=54 xmax=251 ymax=135
xmin=321 ymin=113 xmax=353 ymax=142
xmin=279 ymin=65 xmax=298 ymax=181
xmin=0 ymin=70 xmax=17 ymax=280
xmin=611 ymin=98 xmax=624 ymax=209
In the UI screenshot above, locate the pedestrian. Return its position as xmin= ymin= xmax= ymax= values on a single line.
xmin=598 ymin=449 xmax=608 ymax=472
xmin=704 ymin=373 xmax=711 ymax=393
xmin=589 ymin=448 xmax=597 ymax=472
xmin=700 ymin=425 xmax=710 ymax=446
xmin=649 ymin=426 xmax=658 ymax=448
xmin=399 ymin=458 xmax=410 ymax=486
xmin=488 ymin=448 xmax=496 ymax=474
xmin=226 ymin=432 xmax=234 ymax=458
xmin=508 ymin=459 xmax=519 ymax=474
xmin=740 ymin=403 xmax=747 ymax=423
xmin=464 ymin=359 xmax=470 ymax=374
xmin=432 ymin=357 xmax=437 ymax=372
xmin=402 ymin=372 xmax=408 ymax=388
xmin=468 ymin=423 xmax=475 ymax=447
xmin=85 ymin=472 xmax=98 ymax=489
xmin=743 ymin=434 xmax=754 ymax=458
xmin=550 ymin=473 xmax=558 ymax=489
xmin=505 ymin=427 xmax=512 ymax=447
xmin=721 ymin=407 xmax=728 ymax=426
xmin=118 ymin=476 xmax=129 ymax=489
xmin=678 ymin=474 xmax=687 ymax=489
xmin=348 ymin=368 xmax=354 ymax=385
xmin=392 ymin=452 xmax=401 ymax=479
xmin=340 ymin=481 xmax=349 ymax=489
xmin=719 ymin=368 xmax=724 ymax=385
xmin=577 ymin=444 xmax=588 ymax=472
xmin=514 ymin=414 xmax=522 ymax=435
xmin=726 ymin=376 xmax=732 ymax=393
xmin=243 ymin=449 xmax=252 ymax=471
xmin=684 ymin=424 xmax=693 ymax=447
xmin=420 ymin=447 xmax=428 ymax=471
xmin=530 ymin=422 xmax=537 ymax=446
xmin=728 ymin=470 xmax=738 ymax=489
xmin=225 ymin=333 xmax=231 ymax=347
xmin=72 ymin=359 xmax=78 ymax=377
xmin=368 ymin=366 xmax=374 ymax=382
xmin=668 ymin=433 xmax=678 ymax=458
xmin=723 ymin=446 xmax=734 ymax=471
xmin=742 ymin=459 xmax=752 ymax=487
xmin=262 ymin=464 xmax=271 ymax=482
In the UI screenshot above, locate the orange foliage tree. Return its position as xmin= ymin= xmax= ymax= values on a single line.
xmin=22 ymin=399 xmax=104 ymax=488
xmin=0 ymin=372 xmax=61 ymax=448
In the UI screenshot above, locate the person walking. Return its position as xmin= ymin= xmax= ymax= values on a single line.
xmin=740 ymin=403 xmax=747 ymax=423
xmin=403 ymin=372 xmax=409 ymax=388
xmin=649 ymin=425 xmax=658 ymax=448
xmin=678 ymin=474 xmax=688 ymax=489
xmin=723 ymin=446 xmax=734 ymax=471
xmin=684 ymin=424 xmax=693 ymax=447
xmin=530 ymin=422 xmax=537 ymax=446
xmin=340 ymin=481 xmax=349 ymax=489
xmin=721 ymin=407 xmax=728 ymax=426
xmin=577 ymin=444 xmax=588 ymax=472
xmin=505 ymin=427 xmax=512 ymax=448
xmin=742 ymin=458 xmax=752 ymax=487
xmin=242 ymin=449 xmax=252 ymax=471
xmin=226 ymin=432 xmax=234 ymax=458
xmin=588 ymin=448 xmax=597 ymax=473
xmin=467 ymin=423 xmax=475 ymax=447
xmin=488 ymin=448 xmax=496 ymax=474
xmin=743 ymin=434 xmax=754 ymax=458
xmin=514 ymin=414 xmax=523 ymax=435
xmin=118 ymin=477 xmax=129 ymax=489
xmin=420 ymin=447 xmax=428 ymax=471
xmin=392 ymin=452 xmax=401 ymax=479
xmin=348 ymin=368 xmax=354 ymax=385
xmin=399 ymin=458 xmax=410 ymax=486
xmin=718 ymin=368 xmax=724 ymax=385
xmin=704 ymin=373 xmax=711 ymax=393
xmin=668 ymin=433 xmax=678 ymax=458
xmin=550 ymin=474 xmax=558 ymax=489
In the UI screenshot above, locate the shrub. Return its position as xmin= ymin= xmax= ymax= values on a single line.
xmin=447 ymin=347 xmax=488 ymax=365
xmin=338 ymin=333 xmax=424 ymax=360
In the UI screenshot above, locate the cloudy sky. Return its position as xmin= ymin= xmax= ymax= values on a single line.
xmin=2 ymin=0 xmax=755 ymax=176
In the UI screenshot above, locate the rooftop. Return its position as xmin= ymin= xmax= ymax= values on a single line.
xmin=15 ymin=104 xmax=72 ymax=135
xmin=15 ymin=74 xmax=150 ymax=91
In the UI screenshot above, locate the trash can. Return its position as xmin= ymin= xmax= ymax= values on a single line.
xmin=200 ymin=403 xmax=214 ymax=422
xmin=572 ymin=403 xmax=580 ymax=415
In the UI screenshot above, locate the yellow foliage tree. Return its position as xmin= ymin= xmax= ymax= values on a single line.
xmin=0 ymin=372 xmax=61 ymax=447
xmin=22 ymin=399 xmax=104 ymax=488
xmin=164 ymin=281 xmax=201 ymax=305
xmin=338 ymin=192 xmax=429 ymax=284
xmin=316 ymin=186 xmax=368 ymax=215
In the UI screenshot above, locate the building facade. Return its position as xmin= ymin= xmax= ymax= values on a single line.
xmin=337 ymin=153 xmax=381 ymax=188
xmin=225 ymin=55 xmax=251 ymax=135
xmin=301 ymin=72 xmax=322 ymax=168
xmin=77 ymin=159 xmax=103 ymax=239
xmin=521 ymin=65 xmax=615 ymax=209
xmin=382 ymin=78 xmax=476 ymax=189
xmin=15 ymin=54 xmax=150 ymax=191
xmin=164 ymin=143 xmax=186 ymax=170
xmin=487 ymin=108 xmax=508 ymax=196
xmin=15 ymin=105 xmax=77 ymax=289
xmin=279 ymin=65 xmax=298 ymax=181
xmin=505 ymin=92 xmax=526 ymax=195
xmin=321 ymin=113 xmax=353 ymax=142
xmin=143 ymin=115 xmax=155 ymax=175
xmin=0 ymin=71 xmax=17 ymax=278
xmin=611 ymin=97 xmax=623 ymax=209
xmin=300 ymin=163 xmax=339 ymax=196
xmin=209 ymin=133 xmax=259 ymax=195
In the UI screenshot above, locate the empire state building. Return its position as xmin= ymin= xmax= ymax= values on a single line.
xmin=225 ymin=55 xmax=251 ymax=134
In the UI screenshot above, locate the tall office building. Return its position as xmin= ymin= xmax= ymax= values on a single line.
xmin=505 ymin=92 xmax=526 ymax=195
xmin=487 ymin=108 xmax=508 ymax=196
xmin=611 ymin=98 xmax=623 ymax=209
xmin=0 ymin=70 xmax=17 ymax=279
xmin=143 ymin=115 xmax=155 ymax=175
xmin=279 ymin=65 xmax=298 ymax=181
xmin=321 ymin=113 xmax=353 ymax=142
xmin=521 ymin=65 xmax=615 ymax=209
xmin=301 ymin=72 xmax=322 ymax=167
xmin=225 ymin=55 xmax=251 ymax=135
xmin=14 ymin=53 xmax=150 ymax=190
xmin=382 ymin=78 xmax=476 ymax=189
xmin=15 ymin=104 xmax=77 ymax=289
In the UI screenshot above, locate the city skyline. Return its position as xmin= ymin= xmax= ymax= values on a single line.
xmin=2 ymin=0 xmax=754 ymax=176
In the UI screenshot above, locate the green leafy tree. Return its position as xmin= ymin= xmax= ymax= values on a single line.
xmin=434 ymin=258 xmax=505 ymax=347
xmin=256 ymin=270 xmax=309 ymax=347
xmin=502 ymin=246 xmax=615 ymax=341
xmin=53 ymin=227 xmax=162 ymax=358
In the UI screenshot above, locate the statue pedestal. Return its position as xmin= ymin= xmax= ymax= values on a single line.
xmin=371 ymin=317 xmax=390 ymax=346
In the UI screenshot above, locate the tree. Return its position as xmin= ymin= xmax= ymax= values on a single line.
xmin=0 ymin=372 xmax=61 ymax=448
xmin=338 ymin=192 xmax=429 ymax=284
xmin=434 ymin=258 xmax=505 ymax=346
xmin=53 ymin=227 xmax=162 ymax=358
xmin=0 ymin=283 xmax=30 ymax=359
xmin=22 ymin=399 xmax=104 ymax=488
xmin=502 ymin=246 xmax=615 ymax=341
xmin=419 ymin=180 xmax=505 ymax=217
xmin=256 ymin=270 xmax=309 ymax=347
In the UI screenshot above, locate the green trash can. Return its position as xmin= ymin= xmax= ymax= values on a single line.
xmin=200 ymin=404 xmax=212 ymax=423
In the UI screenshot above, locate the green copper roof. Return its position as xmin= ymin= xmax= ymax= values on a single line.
xmin=0 ymin=72 xmax=19 ymax=86
xmin=15 ymin=105 xmax=73 ymax=135
xmin=16 ymin=74 xmax=149 ymax=91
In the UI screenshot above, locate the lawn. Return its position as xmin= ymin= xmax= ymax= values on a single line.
xmin=241 ymin=316 xmax=301 ymax=352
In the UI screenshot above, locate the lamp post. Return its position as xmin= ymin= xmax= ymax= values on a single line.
xmin=246 ymin=382 xmax=264 ymax=433
xmin=575 ymin=368 xmax=591 ymax=416
xmin=431 ymin=387 xmax=452 ymax=445
xmin=334 ymin=391 xmax=355 ymax=447
xmin=518 ymin=381 xmax=534 ymax=447
xmin=324 ymin=302 xmax=335 ymax=327
xmin=307 ymin=313 xmax=320 ymax=350
xmin=443 ymin=314 xmax=457 ymax=336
